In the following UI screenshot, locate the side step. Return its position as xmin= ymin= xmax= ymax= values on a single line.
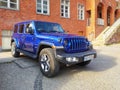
xmin=17 ymin=49 xmax=38 ymax=59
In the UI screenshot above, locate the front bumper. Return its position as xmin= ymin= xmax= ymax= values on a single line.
xmin=56 ymin=49 xmax=97 ymax=65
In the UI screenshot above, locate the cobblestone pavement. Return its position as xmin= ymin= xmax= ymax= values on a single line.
xmin=0 ymin=45 xmax=120 ymax=90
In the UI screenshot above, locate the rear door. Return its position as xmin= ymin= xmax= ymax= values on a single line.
xmin=18 ymin=24 xmax=25 ymax=49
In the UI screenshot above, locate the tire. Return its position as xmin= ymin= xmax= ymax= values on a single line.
xmin=78 ymin=60 xmax=91 ymax=66
xmin=11 ymin=42 xmax=20 ymax=57
xmin=39 ymin=48 xmax=60 ymax=78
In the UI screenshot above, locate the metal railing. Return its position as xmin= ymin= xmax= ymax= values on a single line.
xmin=104 ymin=18 xmax=120 ymax=42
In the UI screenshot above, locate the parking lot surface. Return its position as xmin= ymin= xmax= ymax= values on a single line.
xmin=0 ymin=45 xmax=120 ymax=90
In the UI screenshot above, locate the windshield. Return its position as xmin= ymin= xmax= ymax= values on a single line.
xmin=35 ymin=21 xmax=65 ymax=33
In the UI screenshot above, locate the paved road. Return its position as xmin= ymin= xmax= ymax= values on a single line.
xmin=0 ymin=46 xmax=120 ymax=90
xmin=0 ymin=53 xmax=42 ymax=90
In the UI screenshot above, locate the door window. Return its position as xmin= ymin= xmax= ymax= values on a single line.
xmin=19 ymin=24 xmax=24 ymax=33
xmin=25 ymin=23 xmax=34 ymax=34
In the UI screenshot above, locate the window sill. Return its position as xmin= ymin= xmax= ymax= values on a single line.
xmin=60 ymin=16 xmax=70 ymax=19
xmin=0 ymin=7 xmax=19 ymax=11
xmin=78 ymin=19 xmax=85 ymax=21
xmin=36 ymin=12 xmax=50 ymax=16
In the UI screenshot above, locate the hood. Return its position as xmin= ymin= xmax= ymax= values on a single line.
xmin=36 ymin=33 xmax=89 ymax=53
xmin=37 ymin=33 xmax=86 ymax=40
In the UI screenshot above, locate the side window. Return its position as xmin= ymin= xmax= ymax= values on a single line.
xmin=19 ymin=24 xmax=24 ymax=33
xmin=26 ymin=23 xmax=30 ymax=33
xmin=14 ymin=25 xmax=18 ymax=33
xmin=25 ymin=23 xmax=34 ymax=34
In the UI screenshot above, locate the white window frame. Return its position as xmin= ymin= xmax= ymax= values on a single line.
xmin=36 ymin=0 xmax=50 ymax=15
xmin=60 ymin=0 xmax=70 ymax=18
xmin=78 ymin=4 xmax=85 ymax=20
xmin=0 ymin=0 xmax=19 ymax=10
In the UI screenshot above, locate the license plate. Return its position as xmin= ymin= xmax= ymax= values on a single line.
xmin=84 ymin=55 xmax=94 ymax=61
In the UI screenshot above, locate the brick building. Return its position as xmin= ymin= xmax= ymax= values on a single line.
xmin=0 ymin=0 xmax=120 ymax=51
xmin=86 ymin=0 xmax=120 ymax=41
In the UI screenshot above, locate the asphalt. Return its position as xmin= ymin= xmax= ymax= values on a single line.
xmin=0 ymin=52 xmax=43 ymax=90
xmin=0 ymin=51 xmax=16 ymax=63
xmin=0 ymin=44 xmax=120 ymax=90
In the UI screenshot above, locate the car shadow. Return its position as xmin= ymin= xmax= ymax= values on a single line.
xmin=41 ymin=52 xmax=117 ymax=90
xmin=58 ymin=52 xmax=117 ymax=76
xmin=18 ymin=48 xmax=117 ymax=74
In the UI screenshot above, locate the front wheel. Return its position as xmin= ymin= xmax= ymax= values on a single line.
xmin=11 ymin=42 xmax=20 ymax=57
xmin=39 ymin=48 xmax=60 ymax=78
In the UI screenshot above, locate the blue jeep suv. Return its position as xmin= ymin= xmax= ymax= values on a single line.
xmin=11 ymin=20 xmax=96 ymax=77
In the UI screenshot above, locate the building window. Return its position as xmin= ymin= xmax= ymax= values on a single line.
xmin=61 ymin=0 xmax=70 ymax=18
xmin=78 ymin=4 xmax=85 ymax=20
xmin=97 ymin=4 xmax=102 ymax=18
xmin=97 ymin=3 xmax=104 ymax=26
xmin=37 ymin=0 xmax=50 ymax=15
xmin=0 ymin=0 xmax=19 ymax=10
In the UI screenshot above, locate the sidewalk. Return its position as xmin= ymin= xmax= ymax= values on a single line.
xmin=93 ymin=43 xmax=120 ymax=48
xmin=0 ymin=51 xmax=17 ymax=63
xmin=107 ymin=43 xmax=120 ymax=48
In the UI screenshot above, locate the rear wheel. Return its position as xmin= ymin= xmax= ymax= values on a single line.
xmin=11 ymin=42 xmax=20 ymax=57
xmin=78 ymin=60 xmax=91 ymax=66
xmin=39 ymin=48 xmax=60 ymax=77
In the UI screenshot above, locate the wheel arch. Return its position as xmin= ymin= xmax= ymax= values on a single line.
xmin=37 ymin=42 xmax=55 ymax=58
xmin=11 ymin=38 xmax=19 ymax=48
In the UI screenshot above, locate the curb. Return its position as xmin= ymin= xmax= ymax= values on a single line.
xmin=0 ymin=51 xmax=16 ymax=63
xmin=0 ymin=57 xmax=17 ymax=63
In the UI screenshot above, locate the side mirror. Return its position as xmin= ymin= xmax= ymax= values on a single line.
xmin=28 ymin=27 xmax=34 ymax=34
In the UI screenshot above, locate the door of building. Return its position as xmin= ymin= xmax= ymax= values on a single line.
xmin=107 ymin=7 xmax=111 ymax=26
xmin=2 ymin=30 xmax=12 ymax=50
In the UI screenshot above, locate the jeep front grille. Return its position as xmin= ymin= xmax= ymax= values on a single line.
xmin=63 ymin=38 xmax=88 ymax=53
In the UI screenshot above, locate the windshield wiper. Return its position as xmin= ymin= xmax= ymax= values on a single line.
xmin=38 ymin=30 xmax=47 ymax=33
xmin=49 ymin=30 xmax=63 ymax=33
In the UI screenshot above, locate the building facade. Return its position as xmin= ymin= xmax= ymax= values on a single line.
xmin=86 ymin=0 xmax=120 ymax=41
xmin=0 ymin=0 xmax=120 ymax=51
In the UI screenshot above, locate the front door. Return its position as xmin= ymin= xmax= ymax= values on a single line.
xmin=23 ymin=22 xmax=35 ymax=53
xmin=107 ymin=7 xmax=111 ymax=26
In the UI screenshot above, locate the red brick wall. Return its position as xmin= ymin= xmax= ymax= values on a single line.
xmin=0 ymin=0 xmax=86 ymax=47
xmin=116 ymin=9 xmax=120 ymax=19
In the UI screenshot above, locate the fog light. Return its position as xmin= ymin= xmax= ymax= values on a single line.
xmin=66 ymin=57 xmax=79 ymax=62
